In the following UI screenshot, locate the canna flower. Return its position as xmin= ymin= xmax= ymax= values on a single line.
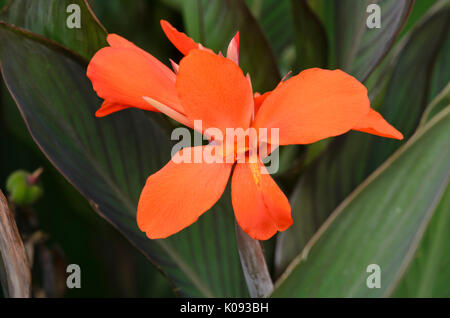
xmin=86 ymin=20 xmax=403 ymax=240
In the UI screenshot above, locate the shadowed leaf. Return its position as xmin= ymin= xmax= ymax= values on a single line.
xmin=290 ymin=0 xmax=328 ymax=71
xmin=0 ymin=0 xmax=107 ymax=60
xmin=334 ymin=0 xmax=413 ymax=81
xmin=246 ymin=0 xmax=295 ymax=69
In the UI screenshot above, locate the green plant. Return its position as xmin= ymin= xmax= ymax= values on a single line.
xmin=0 ymin=0 xmax=448 ymax=297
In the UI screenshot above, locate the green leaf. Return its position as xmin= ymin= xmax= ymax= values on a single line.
xmin=420 ymin=82 xmax=450 ymax=127
xmin=246 ymin=0 xmax=294 ymax=57
xmin=392 ymin=183 xmax=450 ymax=297
xmin=181 ymin=0 xmax=280 ymax=92
xmin=246 ymin=0 xmax=295 ymax=71
xmin=274 ymin=1 xmax=450 ymax=276
xmin=0 ymin=0 xmax=107 ymax=60
xmin=334 ymin=0 xmax=413 ymax=81
xmin=0 ymin=23 xmax=247 ymax=297
xmin=272 ymin=107 xmax=450 ymax=297
xmin=392 ymin=82 xmax=450 ymax=298
xmin=290 ymin=0 xmax=328 ymax=70
xmin=427 ymin=9 xmax=450 ymax=100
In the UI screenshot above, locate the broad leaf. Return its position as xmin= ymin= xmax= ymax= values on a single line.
xmin=392 ymin=184 xmax=450 ymax=297
xmin=0 ymin=23 xmax=247 ymax=297
xmin=334 ymin=0 xmax=413 ymax=81
xmin=181 ymin=0 xmax=280 ymax=92
xmin=246 ymin=0 xmax=295 ymax=68
xmin=420 ymin=82 xmax=450 ymax=127
xmin=391 ymin=82 xmax=450 ymax=297
xmin=427 ymin=9 xmax=450 ymax=100
xmin=274 ymin=1 xmax=450 ymax=275
xmin=272 ymin=107 xmax=450 ymax=297
xmin=290 ymin=0 xmax=328 ymax=71
xmin=0 ymin=0 xmax=107 ymax=60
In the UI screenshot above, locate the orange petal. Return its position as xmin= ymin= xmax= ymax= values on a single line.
xmin=95 ymin=101 xmax=128 ymax=117
xmin=231 ymin=157 xmax=292 ymax=240
xmin=160 ymin=20 xmax=199 ymax=55
xmin=253 ymin=91 xmax=271 ymax=115
xmin=87 ymin=34 xmax=183 ymax=117
xmin=137 ymin=146 xmax=233 ymax=239
xmin=106 ymin=33 xmax=136 ymax=48
xmin=353 ymin=108 xmax=404 ymax=140
xmin=177 ymin=49 xmax=254 ymax=135
xmin=253 ymin=68 xmax=371 ymax=145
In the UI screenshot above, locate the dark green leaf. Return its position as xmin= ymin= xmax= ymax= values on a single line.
xmin=272 ymin=107 xmax=450 ymax=297
xmin=334 ymin=0 xmax=413 ymax=81
xmin=0 ymin=0 xmax=107 ymax=60
xmin=427 ymin=10 xmax=450 ymax=100
xmin=0 ymin=23 xmax=247 ymax=297
xmin=420 ymin=82 xmax=450 ymax=127
xmin=246 ymin=0 xmax=295 ymax=69
xmin=290 ymin=0 xmax=328 ymax=70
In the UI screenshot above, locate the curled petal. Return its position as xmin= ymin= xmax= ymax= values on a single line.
xmin=87 ymin=34 xmax=182 ymax=117
xmin=253 ymin=68 xmax=371 ymax=145
xmin=177 ymin=49 xmax=254 ymax=135
xmin=231 ymin=157 xmax=292 ymax=240
xmin=160 ymin=20 xmax=199 ymax=55
xmin=353 ymin=108 xmax=404 ymax=140
xmin=137 ymin=146 xmax=233 ymax=239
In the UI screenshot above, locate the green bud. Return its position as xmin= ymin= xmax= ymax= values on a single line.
xmin=6 ymin=169 xmax=43 ymax=206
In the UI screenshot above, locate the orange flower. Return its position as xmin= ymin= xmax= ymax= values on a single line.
xmin=87 ymin=20 xmax=403 ymax=240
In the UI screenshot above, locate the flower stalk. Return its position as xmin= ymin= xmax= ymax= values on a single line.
xmin=235 ymin=222 xmax=273 ymax=297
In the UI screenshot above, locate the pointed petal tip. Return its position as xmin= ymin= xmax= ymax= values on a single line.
xmin=106 ymin=33 xmax=119 ymax=42
xmin=94 ymin=110 xmax=105 ymax=117
xmin=393 ymin=130 xmax=404 ymax=140
xmin=106 ymin=33 xmax=136 ymax=48
xmin=353 ymin=108 xmax=404 ymax=140
xmin=159 ymin=18 xmax=174 ymax=31
xmin=160 ymin=19 xmax=198 ymax=55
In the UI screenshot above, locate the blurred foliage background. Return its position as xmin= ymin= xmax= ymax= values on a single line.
xmin=0 ymin=0 xmax=448 ymax=297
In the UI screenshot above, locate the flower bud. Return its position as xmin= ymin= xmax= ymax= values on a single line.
xmin=6 ymin=169 xmax=43 ymax=206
